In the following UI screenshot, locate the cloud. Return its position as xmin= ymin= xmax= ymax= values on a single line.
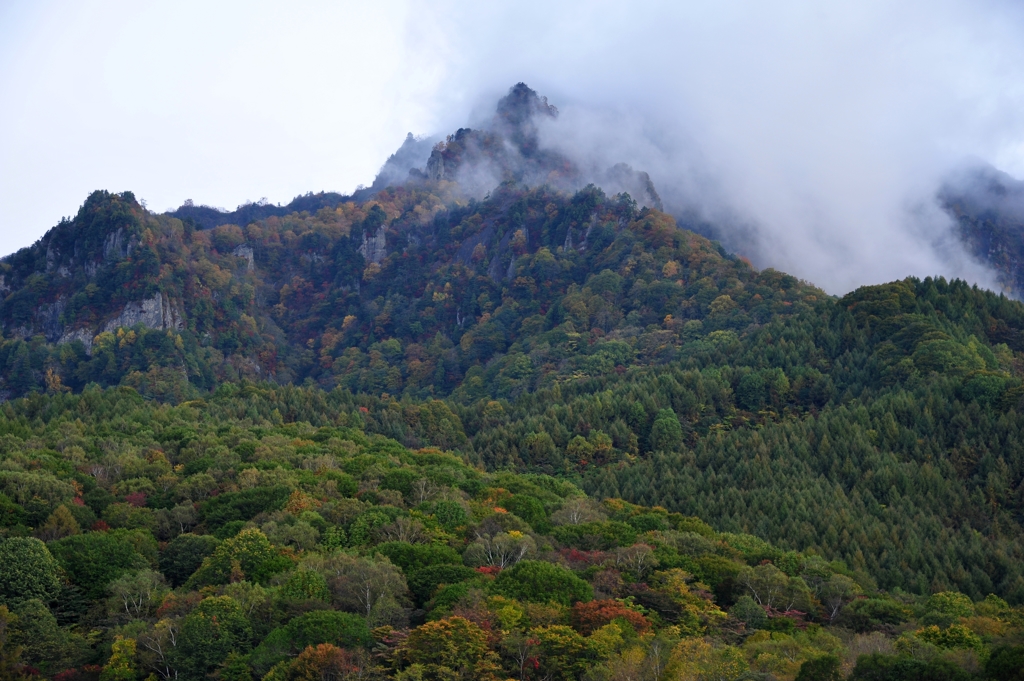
xmin=408 ymin=0 xmax=1024 ymax=293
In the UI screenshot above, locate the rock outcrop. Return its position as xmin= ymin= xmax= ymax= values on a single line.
xmin=58 ymin=327 xmax=95 ymax=354
xmin=358 ymin=226 xmax=387 ymax=265
xmin=103 ymin=292 xmax=185 ymax=334
xmin=103 ymin=227 xmax=137 ymax=261
xmin=232 ymin=244 xmax=255 ymax=271
xmin=36 ymin=296 xmax=67 ymax=342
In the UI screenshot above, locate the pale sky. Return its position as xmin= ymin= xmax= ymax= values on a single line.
xmin=4 ymin=1 xmax=1024 ymax=293
xmin=0 ymin=1 xmax=449 ymax=251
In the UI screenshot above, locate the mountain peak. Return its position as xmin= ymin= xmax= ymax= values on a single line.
xmin=372 ymin=83 xmax=662 ymax=209
xmin=495 ymin=82 xmax=558 ymax=128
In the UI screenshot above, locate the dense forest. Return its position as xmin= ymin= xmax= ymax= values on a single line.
xmin=0 ymin=388 xmax=1022 ymax=681
xmin=0 ymin=84 xmax=1023 ymax=679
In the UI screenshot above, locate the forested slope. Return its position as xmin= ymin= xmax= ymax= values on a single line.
xmin=0 ymin=83 xmax=1024 ymax=679
xmin=0 ymin=387 xmax=1022 ymax=681
xmin=3 ymin=169 xmax=1024 ymax=601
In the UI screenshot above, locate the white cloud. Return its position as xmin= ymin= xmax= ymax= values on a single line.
xmin=417 ymin=0 xmax=1024 ymax=293
xmin=0 ymin=0 xmax=440 ymax=252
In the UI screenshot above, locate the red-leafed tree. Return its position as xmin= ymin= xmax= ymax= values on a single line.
xmin=570 ymin=599 xmax=651 ymax=636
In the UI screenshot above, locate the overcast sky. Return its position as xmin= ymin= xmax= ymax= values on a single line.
xmin=3 ymin=1 xmax=1024 ymax=293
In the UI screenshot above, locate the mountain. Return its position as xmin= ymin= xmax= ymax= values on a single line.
xmin=1 ymin=83 xmax=1024 ymax=680
xmin=1 ymin=84 xmax=1024 ymax=608
xmin=941 ymin=164 xmax=1024 ymax=296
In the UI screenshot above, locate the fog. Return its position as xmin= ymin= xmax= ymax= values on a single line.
xmin=412 ymin=1 xmax=1024 ymax=294
xmin=4 ymin=1 xmax=1024 ymax=294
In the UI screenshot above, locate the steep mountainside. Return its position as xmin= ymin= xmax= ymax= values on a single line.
xmin=942 ymin=164 xmax=1024 ymax=297
xmin=1 ymin=85 xmax=1024 ymax=607
xmin=0 ymin=179 xmax=807 ymax=401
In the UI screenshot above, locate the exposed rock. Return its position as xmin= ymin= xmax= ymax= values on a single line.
xmin=425 ymin=128 xmax=475 ymax=183
xmin=493 ymin=82 xmax=558 ymax=154
xmin=36 ymin=296 xmax=67 ymax=342
xmin=602 ymin=163 xmax=664 ymax=211
xmin=456 ymin=224 xmax=495 ymax=267
xmin=358 ymin=226 xmax=387 ymax=265
xmin=103 ymin=227 xmax=136 ymax=261
xmin=103 ymin=292 xmax=185 ymax=333
xmin=426 ymin=146 xmax=452 ymax=181
xmin=45 ymin=244 xmax=58 ymax=273
xmin=365 ymin=132 xmax=439 ymax=194
xmin=578 ymin=221 xmax=595 ymax=253
xmin=58 ymin=327 xmax=95 ymax=354
xmin=486 ymin=223 xmax=521 ymax=282
xmin=232 ymin=244 xmax=255 ymax=271
xmin=0 ymin=275 xmax=10 ymax=294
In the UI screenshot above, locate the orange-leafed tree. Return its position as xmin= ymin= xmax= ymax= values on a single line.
xmin=571 ymin=599 xmax=651 ymax=636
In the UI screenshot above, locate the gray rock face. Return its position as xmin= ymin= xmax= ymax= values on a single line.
xmin=358 ymin=226 xmax=387 ymax=265
xmin=58 ymin=327 xmax=95 ymax=354
xmin=456 ymin=224 xmax=495 ymax=267
xmin=369 ymin=133 xmax=439 ymax=192
xmin=12 ymin=291 xmax=182 ymax=349
xmin=103 ymin=227 xmax=136 ymax=261
xmin=426 ymin=151 xmax=449 ymax=181
xmin=103 ymin=292 xmax=185 ymax=333
xmin=232 ymin=244 xmax=255 ymax=272
xmin=600 ymin=164 xmax=664 ymax=211
xmin=36 ymin=296 xmax=67 ymax=342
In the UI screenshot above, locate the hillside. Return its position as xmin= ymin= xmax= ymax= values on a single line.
xmin=0 ymin=84 xmax=1023 ymax=679
xmin=0 ymin=388 xmax=1021 ymax=681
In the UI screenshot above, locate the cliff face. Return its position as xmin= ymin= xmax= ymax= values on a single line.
xmin=941 ymin=165 xmax=1024 ymax=297
xmin=102 ymin=292 xmax=185 ymax=335
xmin=15 ymin=191 xmax=141 ymax=283
xmin=416 ymin=84 xmax=662 ymax=209
xmin=421 ymin=85 xmax=575 ymax=195
xmin=0 ymin=191 xmax=188 ymax=350
xmin=357 ymin=224 xmax=387 ymax=265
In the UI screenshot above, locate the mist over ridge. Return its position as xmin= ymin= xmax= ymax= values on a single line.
xmin=394 ymin=0 xmax=1024 ymax=296
xmin=149 ymin=57 xmax=1024 ymax=305
xmin=341 ymin=77 xmax=1017 ymax=299
xmin=5 ymin=2 xmax=1024 ymax=298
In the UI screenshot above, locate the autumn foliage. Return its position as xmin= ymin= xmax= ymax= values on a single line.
xmin=571 ymin=599 xmax=651 ymax=636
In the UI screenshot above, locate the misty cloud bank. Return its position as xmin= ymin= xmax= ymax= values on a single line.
xmin=396 ymin=0 xmax=1024 ymax=295
xmin=373 ymin=84 xmax=664 ymax=212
